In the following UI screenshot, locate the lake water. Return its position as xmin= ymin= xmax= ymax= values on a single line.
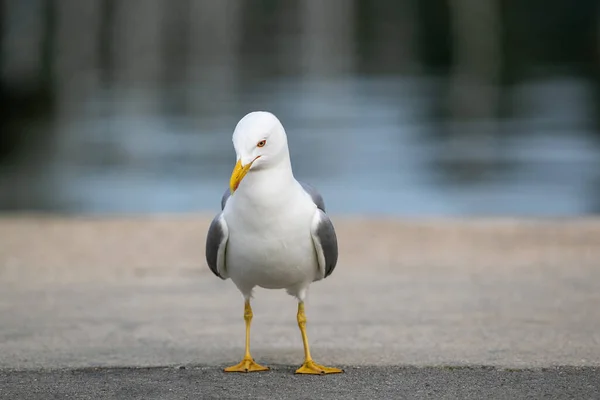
xmin=2 ymin=75 xmax=600 ymax=216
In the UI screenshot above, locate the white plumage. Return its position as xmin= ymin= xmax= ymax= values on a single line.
xmin=224 ymin=173 xmax=323 ymax=299
xmin=205 ymin=111 xmax=342 ymax=375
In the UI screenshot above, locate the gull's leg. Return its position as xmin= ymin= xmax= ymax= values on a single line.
xmin=295 ymin=301 xmax=343 ymax=375
xmin=224 ymin=299 xmax=269 ymax=373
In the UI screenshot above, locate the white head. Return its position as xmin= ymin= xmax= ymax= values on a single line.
xmin=229 ymin=111 xmax=291 ymax=193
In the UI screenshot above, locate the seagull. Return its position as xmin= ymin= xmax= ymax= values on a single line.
xmin=205 ymin=111 xmax=343 ymax=375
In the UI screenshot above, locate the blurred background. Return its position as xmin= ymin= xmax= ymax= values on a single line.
xmin=1 ymin=0 xmax=599 ymax=216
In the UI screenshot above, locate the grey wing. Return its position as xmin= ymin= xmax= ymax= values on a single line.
xmin=310 ymin=209 xmax=338 ymax=279
xmin=300 ymin=181 xmax=326 ymax=212
xmin=205 ymin=212 xmax=229 ymax=279
xmin=220 ymin=188 xmax=231 ymax=210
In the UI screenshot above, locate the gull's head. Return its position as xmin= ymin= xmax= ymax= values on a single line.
xmin=229 ymin=111 xmax=289 ymax=194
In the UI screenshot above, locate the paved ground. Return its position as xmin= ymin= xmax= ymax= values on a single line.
xmin=1 ymin=365 xmax=599 ymax=400
xmin=1 ymin=215 xmax=599 ymax=398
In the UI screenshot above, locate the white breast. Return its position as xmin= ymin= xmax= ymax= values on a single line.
xmin=223 ymin=183 xmax=318 ymax=292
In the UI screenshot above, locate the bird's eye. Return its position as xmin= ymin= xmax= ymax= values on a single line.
xmin=257 ymin=140 xmax=266 ymax=148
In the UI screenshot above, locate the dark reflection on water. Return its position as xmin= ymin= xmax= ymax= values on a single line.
xmin=1 ymin=0 xmax=600 ymax=216
xmin=1 ymin=75 xmax=599 ymax=216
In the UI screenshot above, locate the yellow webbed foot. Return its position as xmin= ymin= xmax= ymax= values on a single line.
xmin=224 ymin=358 xmax=269 ymax=373
xmin=295 ymin=360 xmax=344 ymax=375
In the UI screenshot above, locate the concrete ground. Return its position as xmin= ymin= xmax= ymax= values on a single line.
xmin=1 ymin=215 xmax=599 ymax=398
xmin=2 ymin=366 xmax=599 ymax=399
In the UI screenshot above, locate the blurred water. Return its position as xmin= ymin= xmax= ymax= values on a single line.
xmin=2 ymin=74 xmax=600 ymax=216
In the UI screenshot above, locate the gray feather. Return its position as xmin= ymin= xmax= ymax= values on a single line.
xmin=314 ymin=210 xmax=338 ymax=278
xmin=205 ymin=213 xmax=227 ymax=279
xmin=220 ymin=188 xmax=231 ymax=210
xmin=300 ymin=181 xmax=325 ymax=212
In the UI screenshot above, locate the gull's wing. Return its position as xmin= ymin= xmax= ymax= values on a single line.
xmin=300 ymin=181 xmax=325 ymax=212
xmin=310 ymin=209 xmax=338 ymax=280
xmin=205 ymin=213 xmax=229 ymax=279
xmin=220 ymin=188 xmax=231 ymax=210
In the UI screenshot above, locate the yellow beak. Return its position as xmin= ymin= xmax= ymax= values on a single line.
xmin=229 ymin=159 xmax=254 ymax=194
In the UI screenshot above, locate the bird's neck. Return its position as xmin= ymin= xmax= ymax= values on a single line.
xmin=236 ymin=157 xmax=297 ymax=207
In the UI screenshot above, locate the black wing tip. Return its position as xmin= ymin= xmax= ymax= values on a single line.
xmin=323 ymin=244 xmax=338 ymax=278
xmin=214 ymin=270 xmax=226 ymax=279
